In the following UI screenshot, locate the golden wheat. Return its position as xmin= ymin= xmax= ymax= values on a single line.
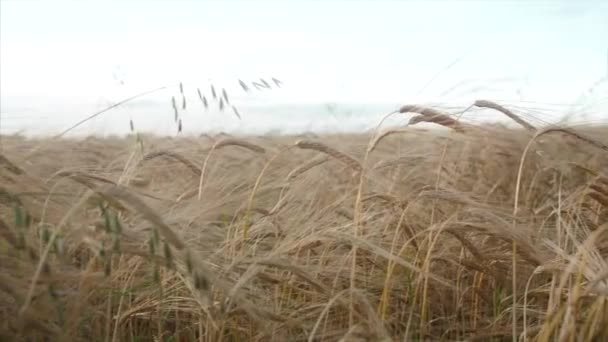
xmin=3 ymin=113 xmax=608 ymax=341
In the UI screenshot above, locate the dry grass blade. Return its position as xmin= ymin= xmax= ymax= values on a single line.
xmin=474 ymin=99 xmax=536 ymax=131
xmin=294 ymin=140 xmax=362 ymax=172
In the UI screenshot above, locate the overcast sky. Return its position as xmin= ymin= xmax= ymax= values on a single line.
xmin=1 ymin=0 xmax=607 ymax=135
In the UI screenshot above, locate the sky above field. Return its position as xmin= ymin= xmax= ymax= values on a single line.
xmin=1 ymin=0 xmax=607 ymax=136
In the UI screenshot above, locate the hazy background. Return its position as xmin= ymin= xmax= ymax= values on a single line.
xmin=1 ymin=0 xmax=607 ymax=137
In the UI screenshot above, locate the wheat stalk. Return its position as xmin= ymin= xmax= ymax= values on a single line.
xmin=213 ymin=139 xmax=266 ymax=154
xmin=534 ymin=127 xmax=608 ymax=152
xmin=400 ymin=105 xmax=466 ymax=132
xmin=474 ymin=100 xmax=536 ymax=131
xmin=197 ymin=139 xmax=266 ymax=200
xmin=294 ymin=140 xmax=362 ymax=173
xmin=368 ymin=129 xmax=409 ymax=153
xmin=141 ymin=150 xmax=201 ymax=176
xmin=286 ymin=155 xmax=330 ymax=181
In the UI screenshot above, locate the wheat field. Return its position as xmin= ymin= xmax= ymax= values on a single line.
xmin=1 ymin=104 xmax=608 ymax=341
